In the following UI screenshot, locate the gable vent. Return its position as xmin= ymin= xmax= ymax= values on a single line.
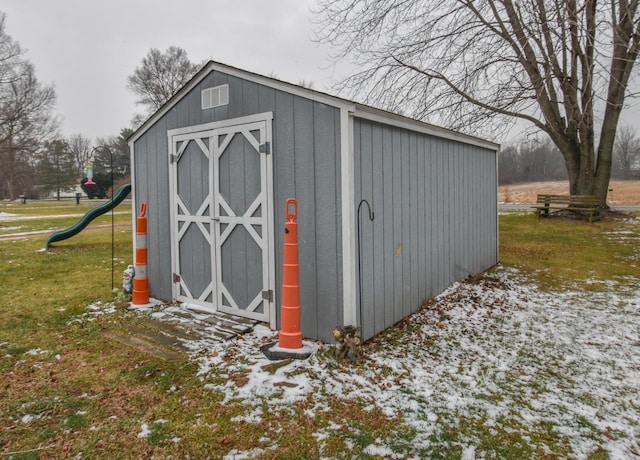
xmin=201 ymin=84 xmax=229 ymax=110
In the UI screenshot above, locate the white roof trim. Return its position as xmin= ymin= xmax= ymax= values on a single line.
xmin=129 ymin=60 xmax=499 ymax=152
xmin=129 ymin=61 xmax=354 ymax=145
xmin=211 ymin=62 xmax=355 ymax=111
xmin=354 ymin=105 xmax=500 ymax=152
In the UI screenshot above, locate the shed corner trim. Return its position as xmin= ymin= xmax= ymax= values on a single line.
xmin=340 ymin=107 xmax=357 ymax=327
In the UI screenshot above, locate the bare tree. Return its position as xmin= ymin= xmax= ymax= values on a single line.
xmin=127 ymin=47 xmax=201 ymax=118
xmin=0 ymin=13 xmax=22 ymax=88
xmin=613 ymin=125 xmax=640 ymax=179
xmin=0 ymin=12 xmax=58 ymax=199
xmin=518 ymin=136 xmax=568 ymax=182
xmin=315 ymin=0 xmax=640 ymax=203
xmin=499 ymin=135 xmax=568 ymax=184
xmin=67 ymin=133 xmax=92 ymax=178
xmin=298 ymin=79 xmax=315 ymax=89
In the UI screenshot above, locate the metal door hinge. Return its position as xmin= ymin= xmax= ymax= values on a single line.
xmin=259 ymin=142 xmax=271 ymax=155
xmin=173 ymin=273 xmax=181 ymax=283
xmin=262 ymin=289 xmax=273 ymax=302
xmin=170 ymin=154 xmax=178 ymax=163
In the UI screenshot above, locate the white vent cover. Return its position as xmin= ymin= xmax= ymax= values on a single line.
xmin=201 ymin=84 xmax=229 ymax=110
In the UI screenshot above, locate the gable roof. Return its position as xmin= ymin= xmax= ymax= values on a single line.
xmin=128 ymin=60 xmax=499 ymax=151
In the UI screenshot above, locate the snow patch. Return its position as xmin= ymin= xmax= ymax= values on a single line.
xmin=188 ymin=266 xmax=640 ymax=457
xmin=21 ymin=414 xmax=35 ymax=424
xmin=137 ymin=423 xmax=151 ymax=438
xmin=25 ymin=348 xmax=48 ymax=356
xmin=223 ymin=448 xmax=266 ymax=459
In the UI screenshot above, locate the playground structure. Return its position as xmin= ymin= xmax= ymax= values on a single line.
xmin=45 ymin=184 xmax=131 ymax=250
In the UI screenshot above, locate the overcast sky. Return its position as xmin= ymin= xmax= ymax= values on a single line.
xmin=0 ymin=0 xmax=343 ymax=142
xmin=1 ymin=0 xmax=639 ymax=145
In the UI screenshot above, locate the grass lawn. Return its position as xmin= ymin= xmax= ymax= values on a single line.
xmin=0 ymin=200 xmax=131 ymax=236
xmin=499 ymin=211 xmax=640 ymax=290
xmin=1 ymin=203 xmax=639 ymax=459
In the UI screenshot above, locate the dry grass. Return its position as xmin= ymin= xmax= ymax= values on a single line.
xmin=499 ymin=212 xmax=640 ymax=290
xmin=499 ymin=180 xmax=640 ymax=205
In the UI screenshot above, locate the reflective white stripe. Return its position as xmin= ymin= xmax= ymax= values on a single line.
xmin=135 ymin=265 xmax=147 ymax=278
xmin=136 ymin=234 xmax=147 ymax=248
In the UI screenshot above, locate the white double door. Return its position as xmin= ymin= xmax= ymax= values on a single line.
xmin=169 ymin=113 xmax=274 ymax=324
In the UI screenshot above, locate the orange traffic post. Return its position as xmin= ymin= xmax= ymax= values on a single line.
xmin=261 ymin=198 xmax=314 ymax=360
xmin=132 ymin=201 xmax=150 ymax=305
xmin=278 ymin=198 xmax=302 ymax=349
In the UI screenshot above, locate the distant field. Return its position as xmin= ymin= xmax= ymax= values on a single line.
xmin=499 ymin=180 xmax=640 ymax=205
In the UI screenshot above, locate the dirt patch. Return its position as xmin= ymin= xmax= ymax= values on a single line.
xmin=104 ymin=330 xmax=186 ymax=361
xmin=499 ymin=180 xmax=640 ymax=205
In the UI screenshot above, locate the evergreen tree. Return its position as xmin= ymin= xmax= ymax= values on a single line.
xmin=38 ymin=139 xmax=76 ymax=199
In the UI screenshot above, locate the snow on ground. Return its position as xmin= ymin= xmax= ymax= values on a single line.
xmin=79 ymin=262 xmax=639 ymax=457
xmin=0 ymin=211 xmax=130 ymax=222
xmin=181 ymin=266 xmax=640 ymax=458
xmin=0 ymin=212 xmax=18 ymax=220
xmin=0 ymin=225 xmax=22 ymax=231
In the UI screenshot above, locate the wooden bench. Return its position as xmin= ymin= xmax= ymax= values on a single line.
xmin=533 ymin=194 xmax=602 ymax=222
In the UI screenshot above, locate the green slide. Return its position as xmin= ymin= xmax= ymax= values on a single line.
xmin=45 ymin=183 xmax=132 ymax=250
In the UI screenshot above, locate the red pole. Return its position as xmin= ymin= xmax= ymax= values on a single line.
xmin=278 ymin=198 xmax=302 ymax=349
xmin=132 ymin=202 xmax=149 ymax=305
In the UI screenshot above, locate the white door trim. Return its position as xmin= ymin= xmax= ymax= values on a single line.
xmin=168 ymin=112 xmax=275 ymax=326
xmin=168 ymin=130 xmax=216 ymax=309
xmin=168 ymin=112 xmax=274 ymax=138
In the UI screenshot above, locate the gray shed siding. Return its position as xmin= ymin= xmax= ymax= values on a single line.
xmin=133 ymin=70 xmax=343 ymax=342
xmin=354 ymin=118 xmax=498 ymax=340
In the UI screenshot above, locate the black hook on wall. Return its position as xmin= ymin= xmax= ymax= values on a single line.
xmin=357 ymin=199 xmax=374 ymax=335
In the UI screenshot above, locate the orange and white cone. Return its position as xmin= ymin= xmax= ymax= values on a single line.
xmin=132 ymin=201 xmax=150 ymax=305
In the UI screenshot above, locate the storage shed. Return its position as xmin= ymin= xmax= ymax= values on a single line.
xmin=128 ymin=61 xmax=499 ymax=343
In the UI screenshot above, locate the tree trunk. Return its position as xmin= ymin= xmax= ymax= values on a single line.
xmin=593 ymin=107 xmax=619 ymax=207
xmin=2 ymin=139 xmax=17 ymax=200
xmin=562 ymin=141 xmax=610 ymax=202
xmin=593 ymin=172 xmax=611 ymax=208
xmin=568 ymin=165 xmax=596 ymax=196
xmin=5 ymin=177 xmax=15 ymax=201
xmin=559 ymin=119 xmax=614 ymax=206
xmin=565 ymin=157 xmax=611 ymax=206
